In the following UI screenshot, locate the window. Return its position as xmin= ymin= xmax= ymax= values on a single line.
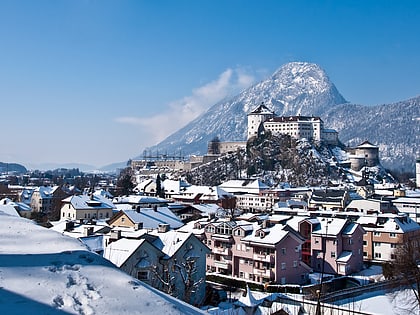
xmin=374 ymin=242 xmax=381 ymax=247
xmin=363 ymin=240 xmax=367 ymax=246
xmin=137 ymin=271 xmax=149 ymax=281
xmin=331 ymin=251 xmax=336 ymax=258
xmin=281 ymin=263 xmax=286 ymax=270
xmin=281 ymin=248 xmax=286 ymax=255
xmin=374 ymin=252 xmax=382 ymax=258
xmin=121 ymin=217 xmax=125 ymax=223
xmin=293 ymin=261 xmax=298 ymax=268
xmin=391 ymin=243 xmax=397 ymax=248
xmin=348 ymin=238 xmax=353 ymax=245
xmin=374 ymin=232 xmax=381 ymax=236
xmin=390 ymin=233 xmax=396 ymax=238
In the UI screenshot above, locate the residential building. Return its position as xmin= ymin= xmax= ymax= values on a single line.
xmin=310 ymin=217 xmax=365 ymax=275
xmin=202 ymin=217 xmax=311 ymax=285
xmin=104 ymin=230 xmax=210 ymax=305
xmin=345 ymin=198 xmax=394 ymax=215
xmin=60 ymin=194 xmax=115 ymax=221
xmin=357 ymin=213 xmax=420 ymax=262
xmin=171 ymin=185 xmax=236 ymax=210
xmin=219 ymin=179 xmax=270 ymax=196
xmin=31 ymin=185 xmax=70 ymax=215
xmin=286 ymin=216 xmax=365 ymax=275
xmin=308 ymin=189 xmax=350 ymax=211
xmin=392 ymin=196 xmax=420 ymax=223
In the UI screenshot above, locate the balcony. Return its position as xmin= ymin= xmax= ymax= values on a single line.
xmin=213 ymin=247 xmax=232 ymax=255
xmin=253 ymin=268 xmax=274 ymax=279
xmin=214 ymin=261 xmax=231 ymax=270
xmin=253 ymin=254 xmax=275 ymax=263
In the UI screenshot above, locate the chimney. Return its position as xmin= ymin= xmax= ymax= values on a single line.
xmin=134 ymin=222 xmax=143 ymax=230
xmin=153 ymin=205 xmax=158 ymax=212
xmin=136 ymin=206 xmax=141 ymax=213
xmin=110 ymin=229 xmax=121 ymax=241
xmin=84 ymin=226 xmax=94 ymax=237
xmin=158 ymin=223 xmax=170 ymax=233
xmin=65 ymin=221 xmax=74 ymax=231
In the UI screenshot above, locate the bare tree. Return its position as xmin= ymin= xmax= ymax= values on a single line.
xmin=150 ymin=256 xmax=204 ymax=305
xmin=383 ymin=238 xmax=420 ymax=314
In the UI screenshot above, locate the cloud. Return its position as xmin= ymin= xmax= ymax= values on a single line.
xmin=115 ymin=67 xmax=256 ymax=144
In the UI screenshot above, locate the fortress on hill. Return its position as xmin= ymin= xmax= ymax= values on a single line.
xmin=132 ymin=103 xmax=380 ymax=173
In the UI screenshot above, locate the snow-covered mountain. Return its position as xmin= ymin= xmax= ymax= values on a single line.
xmin=142 ymin=62 xmax=346 ymax=156
xmin=142 ymin=62 xmax=418 ymax=171
xmin=0 ymin=211 xmax=204 ymax=315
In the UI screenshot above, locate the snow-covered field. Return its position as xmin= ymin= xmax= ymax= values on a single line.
xmin=0 ymin=211 xmax=204 ymax=315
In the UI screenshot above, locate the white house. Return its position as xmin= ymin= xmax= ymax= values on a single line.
xmin=60 ymin=194 xmax=115 ymax=221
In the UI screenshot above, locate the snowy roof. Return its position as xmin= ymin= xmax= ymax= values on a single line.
xmin=248 ymin=103 xmax=274 ymax=115
xmin=235 ymin=285 xmax=262 ymax=307
xmin=219 ymin=179 xmax=270 ymax=194
xmin=285 ymin=216 xmax=311 ymax=232
xmin=188 ymin=203 xmax=221 ymax=215
xmin=113 ymin=194 xmax=168 ymax=204
xmin=357 ymin=214 xmax=420 ymax=233
xmin=79 ymin=235 xmax=105 ymax=252
xmin=336 ymin=251 xmax=353 ymax=263
xmin=163 ymin=178 xmax=191 ymax=193
xmin=177 ymin=185 xmax=234 ymax=200
xmin=392 ymin=197 xmax=420 ymax=204
xmin=357 ymin=140 xmax=378 ymax=148
xmin=104 ymin=238 xmax=147 ymax=267
xmin=50 ymin=220 xmax=110 ymax=235
xmin=0 ymin=212 xmax=205 ymax=315
xmin=312 ymin=217 xmax=347 ymax=236
xmin=63 ymin=194 xmax=115 ymax=210
xmin=0 ymin=204 xmax=20 ymax=217
xmin=120 ymin=208 xmax=184 ymax=229
xmin=241 ymin=223 xmax=290 ymax=245
xmin=35 ymin=185 xmax=59 ymax=198
xmin=150 ymin=230 xmax=199 ymax=258
xmin=342 ymin=222 xmax=360 ymax=235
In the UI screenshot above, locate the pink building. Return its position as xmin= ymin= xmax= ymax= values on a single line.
xmin=203 ymin=217 xmax=311 ymax=285
xmin=310 ymin=217 xmax=365 ymax=275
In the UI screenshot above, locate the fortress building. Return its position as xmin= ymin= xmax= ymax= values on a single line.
xmin=247 ymin=103 xmax=338 ymax=145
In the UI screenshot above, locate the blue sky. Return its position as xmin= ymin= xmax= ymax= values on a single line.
xmin=0 ymin=0 xmax=419 ymax=168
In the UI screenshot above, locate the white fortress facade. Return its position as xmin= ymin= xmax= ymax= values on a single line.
xmin=247 ymin=103 xmax=338 ymax=145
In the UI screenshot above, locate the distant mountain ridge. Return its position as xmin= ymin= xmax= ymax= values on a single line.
xmin=0 ymin=162 xmax=27 ymax=174
xmin=142 ymin=62 xmax=419 ymax=172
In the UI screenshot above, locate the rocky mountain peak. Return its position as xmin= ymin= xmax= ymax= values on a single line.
xmin=140 ymin=62 xmax=417 ymax=171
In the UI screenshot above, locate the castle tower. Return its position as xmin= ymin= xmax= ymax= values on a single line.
xmin=416 ymin=157 xmax=420 ymax=188
xmin=247 ymin=103 xmax=275 ymax=140
xmin=354 ymin=141 xmax=379 ymax=167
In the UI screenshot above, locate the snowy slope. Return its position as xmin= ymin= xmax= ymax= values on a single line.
xmin=0 ymin=212 xmax=204 ymax=315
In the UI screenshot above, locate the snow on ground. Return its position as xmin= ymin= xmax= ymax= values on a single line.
xmin=0 ymin=211 xmax=204 ymax=315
